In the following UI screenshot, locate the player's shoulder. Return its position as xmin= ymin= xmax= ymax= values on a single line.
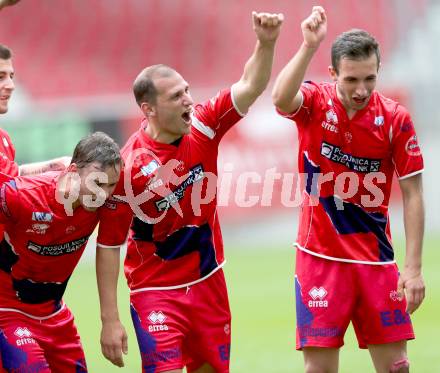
xmin=14 ymin=172 xmax=58 ymax=194
xmin=194 ymin=88 xmax=233 ymax=112
xmin=0 ymin=127 xmax=14 ymax=147
xmin=373 ymin=91 xmax=409 ymax=117
xmin=0 ymin=127 xmax=11 ymax=139
xmin=121 ymin=125 xmax=145 ymax=157
xmin=302 ymin=80 xmax=331 ymax=91
xmin=302 ymin=81 xmax=335 ymax=102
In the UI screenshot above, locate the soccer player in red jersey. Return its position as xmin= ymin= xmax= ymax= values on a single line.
xmin=0 ymin=132 xmax=129 ymax=372
xmin=0 ymin=44 xmax=70 ymax=177
xmin=272 ymin=6 xmax=424 ymax=373
xmin=0 ymin=44 xmax=72 ymax=245
xmin=96 ymin=11 xmax=284 ymax=373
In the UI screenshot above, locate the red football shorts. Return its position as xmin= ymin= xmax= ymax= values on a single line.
xmin=295 ymin=249 xmax=415 ymax=349
xmin=130 ymin=269 xmax=231 ymax=373
xmin=0 ymin=305 xmax=87 ymax=372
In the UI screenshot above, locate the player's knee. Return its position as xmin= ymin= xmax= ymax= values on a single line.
xmin=304 ymin=361 xmax=334 ymax=373
xmin=389 ymin=358 xmax=409 ymax=373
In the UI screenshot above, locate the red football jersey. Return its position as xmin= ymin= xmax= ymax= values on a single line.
xmin=0 ymin=128 xmax=18 ymax=177
xmin=0 ymin=128 xmax=19 ymax=241
xmin=0 ymin=171 xmax=128 ymax=317
xmin=278 ymin=82 xmax=424 ymax=264
xmin=107 ymin=88 xmax=244 ymax=291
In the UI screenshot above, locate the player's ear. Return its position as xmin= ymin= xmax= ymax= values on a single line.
xmin=141 ymin=102 xmax=155 ymax=117
xmin=328 ymin=65 xmax=338 ymax=81
xmin=67 ymin=163 xmax=78 ymax=173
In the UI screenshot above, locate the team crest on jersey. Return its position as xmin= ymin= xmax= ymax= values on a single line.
xmin=344 ymin=131 xmax=353 ymax=143
xmin=148 ymin=311 xmax=169 ymax=332
xmin=32 ymin=212 xmax=53 ymax=222
xmin=374 ymin=116 xmax=384 ymax=126
xmin=140 ymin=160 xmax=160 ymax=176
xmin=308 ymin=286 xmax=328 ymax=308
xmin=405 ymin=135 xmax=421 ymax=156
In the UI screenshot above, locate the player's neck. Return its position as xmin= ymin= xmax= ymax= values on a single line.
xmin=144 ymin=120 xmax=181 ymax=144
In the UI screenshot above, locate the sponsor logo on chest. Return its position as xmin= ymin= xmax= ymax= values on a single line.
xmin=27 ymin=236 xmax=89 ymax=256
xmin=155 ymin=164 xmax=205 ymax=212
xmin=26 ymin=223 xmax=50 ymax=235
xmin=321 ymin=109 xmax=339 ymax=133
xmin=321 ymin=141 xmax=381 ymax=172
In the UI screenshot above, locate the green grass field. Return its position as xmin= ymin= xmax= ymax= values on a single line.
xmin=64 ymin=236 xmax=440 ymax=372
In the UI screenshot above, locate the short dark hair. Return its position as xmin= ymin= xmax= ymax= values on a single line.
xmin=71 ymin=132 xmax=121 ymax=170
xmin=0 ymin=44 xmax=12 ymax=60
xmin=133 ymin=64 xmax=176 ymax=106
xmin=331 ymin=29 xmax=380 ymax=74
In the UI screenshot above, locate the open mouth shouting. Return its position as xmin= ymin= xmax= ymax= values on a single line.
xmin=181 ymin=109 xmax=192 ymax=125
xmin=353 ymin=96 xmax=368 ymax=105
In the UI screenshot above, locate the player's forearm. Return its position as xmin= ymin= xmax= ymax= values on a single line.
xmin=272 ymin=43 xmax=318 ymax=112
xmin=243 ymin=40 xmax=276 ymax=97
xmin=19 ymin=161 xmax=49 ymax=176
xmin=402 ymin=190 xmax=424 ymax=273
xmin=232 ymin=40 xmax=276 ymax=113
xmin=19 ymin=156 xmax=70 ymax=176
xmin=96 ymin=246 xmax=122 ymax=323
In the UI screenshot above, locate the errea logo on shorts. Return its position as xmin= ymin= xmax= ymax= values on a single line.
xmin=14 ymin=327 xmax=36 ymax=346
xmin=308 ymin=287 xmax=328 ymax=308
xmin=148 ymin=311 xmax=169 ymax=332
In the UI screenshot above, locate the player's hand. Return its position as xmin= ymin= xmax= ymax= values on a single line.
xmin=301 ymin=6 xmax=327 ymax=49
xmin=397 ymin=269 xmax=425 ymax=314
xmin=0 ymin=0 xmax=21 ymax=10
xmin=252 ymin=12 xmax=284 ymax=44
xmin=100 ymin=320 xmax=128 ymax=367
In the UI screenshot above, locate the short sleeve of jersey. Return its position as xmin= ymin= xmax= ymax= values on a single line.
xmin=192 ymin=88 xmax=244 ymax=143
xmin=275 ymin=81 xmax=321 ymax=126
xmin=0 ymin=178 xmax=20 ymax=224
xmin=391 ymin=105 xmax=424 ymax=179
xmin=96 ymin=175 xmax=133 ymax=248
xmin=0 ymin=130 xmax=19 ymax=177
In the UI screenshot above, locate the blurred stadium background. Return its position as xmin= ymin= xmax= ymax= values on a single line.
xmin=1 ymin=0 xmax=439 ymax=372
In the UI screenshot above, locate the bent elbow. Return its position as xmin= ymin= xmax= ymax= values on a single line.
xmin=271 ymin=91 xmax=290 ymax=113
